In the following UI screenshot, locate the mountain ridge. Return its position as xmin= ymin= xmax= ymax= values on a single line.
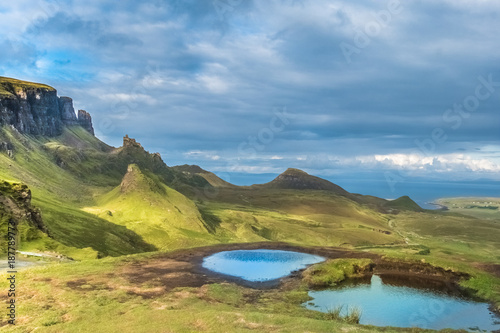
xmin=254 ymin=167 xmax=356 ymax=199
xmin=0 ymin=77 xmax=425 ymax=259
xmin=0 ymin=76 xmax=94 ymax=136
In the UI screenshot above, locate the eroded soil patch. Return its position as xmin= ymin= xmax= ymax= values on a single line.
xmin=61 ymin=242 xmax=472 ymax=301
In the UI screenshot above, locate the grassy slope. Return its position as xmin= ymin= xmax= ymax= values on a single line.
xmin=358 ymin=209 xmax=500 ymax=311
xmin=1 ymin=125 xmax=409 ymax=257
xmin=0 ymin=78 xmax=498 ymax=331
xmin=83 ymin=164 xmax=218 ymax=250
xmin=0 ymin=76 xmax=55 ymax=98
xmin=0 ymin=254 xmax=426 ymax=333
xmin=391 ymin=210 xmax=500 ymax=263
xmin=172 ymin=164 xmax=236 ymax=188
xmin=436 ymin=197 xmax=500 ymax=220
xmin=0 ymin=127 xmax=154 ymax=257
xmin=199 ymin=188 xmax=401 ymax=247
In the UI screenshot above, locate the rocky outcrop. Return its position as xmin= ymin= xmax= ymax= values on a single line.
xmin=0 ymin=77 xmax=94 ymax=136
xmin=0 ymin=181 xmax=48 ymax=236
xmin=59 ymin=96 xmax=79 ymax=126
xmin=77 ymin=110 xmax=94 ymax=135
xmin=119 ymin=135 xmax=212 ymax=195
xmin=121 ymin=135 xmax=166 ymax=170
xmin=123 ymin=134 xmax=144 ymax=149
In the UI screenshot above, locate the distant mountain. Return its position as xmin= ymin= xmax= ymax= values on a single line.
xmin=255 ymin=168 xmax=354 ymax=197
xmin=172 ymin=164 xmax=236 ymax=188
xmin=0 ymin=77 xmax=426 ymax=258
xmin=384 ymin=195 xmax=424 ymax=212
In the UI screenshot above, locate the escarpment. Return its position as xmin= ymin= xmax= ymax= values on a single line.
xmin=0 ymin=76 xmax=94 ymax=136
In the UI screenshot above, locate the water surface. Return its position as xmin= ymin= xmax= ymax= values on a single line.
xmin=305 ymin=275 xmax=500 ymax=332
xmin=202 ymin=249 xmax=325 ymax=282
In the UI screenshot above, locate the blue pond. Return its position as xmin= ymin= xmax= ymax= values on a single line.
xmin=305 ymin=275 xmax=500 ymax=332
xmin=202 ymin=249 xmax=325 ymax=282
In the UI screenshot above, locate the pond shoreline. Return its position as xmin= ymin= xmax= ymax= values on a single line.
xmin=111 ymin=242 xmax=500 ymax=318
xmin=126 ymin=242 xmax=469 ymax=293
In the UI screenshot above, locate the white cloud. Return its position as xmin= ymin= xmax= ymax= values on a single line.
xmin=99 ymin=93 xmax=156 ymax=105
xmin=197 ymin=75 xmax=229 ymax=94
xmin=184 ymin=150 xmax=221 ymax=161
xmin=356 ymin=153 xmax=500 ymax=173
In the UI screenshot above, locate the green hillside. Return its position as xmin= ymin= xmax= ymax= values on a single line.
xmin=254 ymin=168 xmax=353 ymax=197
xmin=1 ymin=105 xmax=499 ymax=332
xmin=0 ymin=127 xmax=174 ymax=257
xmin=172 ymin=164 xmax=236 ymax=188
xmin=0 ymin=76 xmax=55 ymax=98
xmin=83 ymin=164 xmax=217 ymax=250
xmin=0 ymin=123 xmax=420 ymax=257
xmin=384 ymin=195 xmax=424 ymax=212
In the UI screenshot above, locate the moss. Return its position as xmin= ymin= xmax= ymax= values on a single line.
xmin=303 ymin=258 xmax=374 ymax=288
xmin=0 ymin=76 xmax=56 ymax=98
xmin=205 ymin=283 xmax=243 ymax=306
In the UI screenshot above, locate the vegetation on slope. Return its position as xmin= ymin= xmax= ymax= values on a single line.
xmin=0 ymin=181 xmax=45 ymax=253
xmin=254 ymin=168 xmax=353 ymax=198
xmin=384 ymin=195 xmax=423 ymax=212
xmin=0 ymin=251 xmax=427 ymax=333
xmin=0 ymin=76 xmax=55 ymax=98
xmin=0 ymin=127 xmax=158 ymax=257
xmin=303 ymin=259 xmax=374 ymax=288
xmin=436 ymin=197 xmax=500 ymax=219
xmin=198 ymin=187 xmax=400 ymax=247
xmin=83 ymin=164 xmax=217 ymax=250
xmin=172 ymin=164 xmax=236 ymax=188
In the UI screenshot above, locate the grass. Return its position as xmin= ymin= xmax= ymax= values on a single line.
xmin=0 ymin=124 xmax=405 ymax=257
xmin=436 ymin=197 xmax=500 ymax=220
xmin=325 ymin=305 xmax=343 ymax=320
xmin=82 ymin=164 xmax=219 ymax=250
xmin=326 ymin=305 xmax=362 ymax=324
xmin=196 ymin=190 xmax=401 ymax=248
xmin=0 ymin=256 xmax=410 ymax=333
xmin=0 ymin=76 xmax=55 ymax=98
xmin=0 ymin=120 xmax=499 ymax=331
xmin=303 ymin=258 xmax=374 ymax=288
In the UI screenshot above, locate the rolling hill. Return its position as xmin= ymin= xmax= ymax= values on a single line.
xmin=0 ymin=76 xmax=431 ymax=258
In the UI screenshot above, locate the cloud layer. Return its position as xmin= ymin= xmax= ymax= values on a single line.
xmin=1 ymin=0 xmax=499 ymax=182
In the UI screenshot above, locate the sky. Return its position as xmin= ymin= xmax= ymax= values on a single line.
xmin=1 ymin=0 xmax=499 ymax=188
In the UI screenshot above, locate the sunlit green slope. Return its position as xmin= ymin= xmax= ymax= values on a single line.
xmin=83 ymin=164 xmax=218 ymax=250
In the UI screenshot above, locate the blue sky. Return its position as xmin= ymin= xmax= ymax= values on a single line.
xmin=1 ymin=0 xmax=499 ymax=185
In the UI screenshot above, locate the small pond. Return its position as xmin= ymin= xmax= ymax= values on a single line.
xmin=202 ymin=249 xmax=325 ymax=282
xmin=305 ymin=275 xmax=500 ymax=332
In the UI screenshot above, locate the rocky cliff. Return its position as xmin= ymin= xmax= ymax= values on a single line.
xmin=0 ymin=76 xmax=94 ymax=136
xmin=0 ymin=181 xmax=48 ymax=252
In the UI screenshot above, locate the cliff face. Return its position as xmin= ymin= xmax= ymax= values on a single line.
xmin=0 ymin=181 xmax=48 ymax=253
xmin=77 ymin=109 xmax=94 ymax=135
xmin=0 ymin=77 xmax=94 ymax=136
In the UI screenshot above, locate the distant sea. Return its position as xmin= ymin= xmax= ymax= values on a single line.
xmin=221 ymin=172 xmax=500 ymax=209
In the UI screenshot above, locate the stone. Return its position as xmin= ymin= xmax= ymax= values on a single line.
xmin=59 ymin=96 xmax=78 ymax=126
xmin=77 ymin=110 xmax=94 ymax=135
xmin=0 ymin=77 xmax=95 ymax=137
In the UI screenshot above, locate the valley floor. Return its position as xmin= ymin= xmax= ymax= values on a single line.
xmin=2 ymin=241 xmax=500 ymax=333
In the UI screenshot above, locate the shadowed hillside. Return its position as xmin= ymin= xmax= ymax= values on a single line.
xmin=254 ymin=168 xmax=354 ymax=198
xmin=172 ymin=164 xmax=236 ymax=188
xmin=0 ymin=77 xmax=432 ymax=258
